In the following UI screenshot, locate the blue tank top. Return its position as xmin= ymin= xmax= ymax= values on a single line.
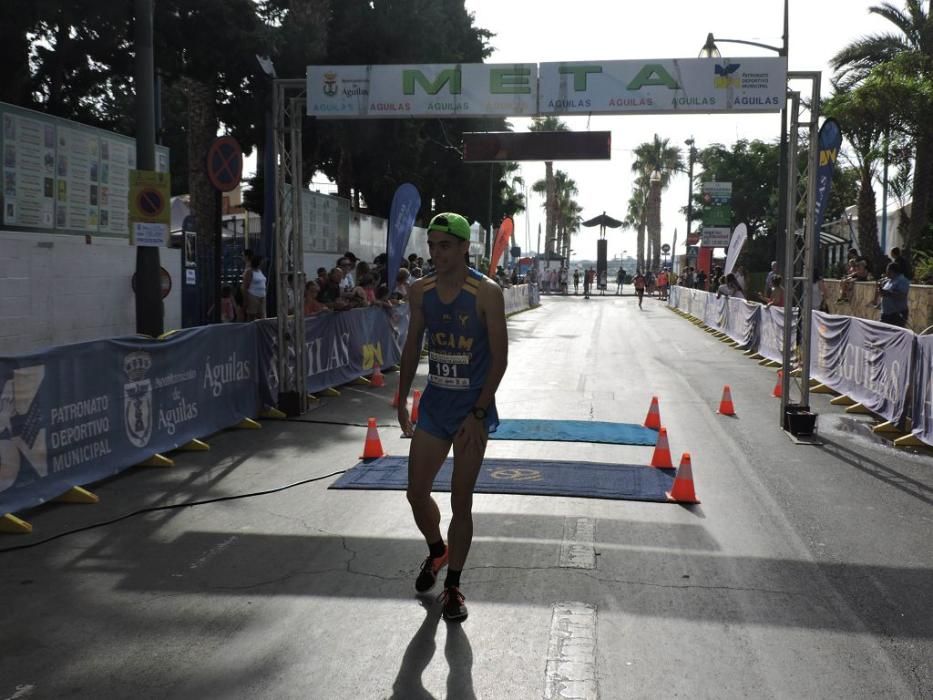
xmin=421 ymin=268 xmax=490 ymax=392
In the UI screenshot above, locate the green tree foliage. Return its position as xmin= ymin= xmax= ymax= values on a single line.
xmin=831 ymin=0 xmax=933 ymax=255
xmin=695 ymin=139 xmax=857 ymax=274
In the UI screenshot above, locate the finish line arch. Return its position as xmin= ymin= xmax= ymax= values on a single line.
xmin=272 ymin=56 xmax=822 ymax=432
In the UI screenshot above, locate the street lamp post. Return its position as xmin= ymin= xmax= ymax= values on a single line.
xmin=700 ymin=0 xmax=789 ymax=271
xmin=684 ymin=138 xmax=696 ymax=248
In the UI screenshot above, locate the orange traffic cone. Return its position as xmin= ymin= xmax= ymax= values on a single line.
xmin=717 ymin=385 xmax=736 ymax=416
xmin=644 ymin=396 xmax=662 ymax=430
xmin=666 ymin=452 xmax=700 ymax=504
xmin=411 ymin=389 xmax=422 ymax=424
xmin=650 ymin=427 xmax=674 ymax=468
xmin=360 ymin=417 xmax=386 ymax=459
xmin=371 ymin=366 xmax=386 ymax=388
xmin=772 ymin=370 xmax=783 ymax=398
xmin=391 ymin=387 xmax=400 ymax=408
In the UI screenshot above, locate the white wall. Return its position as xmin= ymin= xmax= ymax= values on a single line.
xmin=304 ymin=214 xmax=430 ymax=275
xmin=0 ymin=230 xmax=181 ymax=356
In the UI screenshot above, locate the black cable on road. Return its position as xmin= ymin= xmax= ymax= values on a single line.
xmin=0 ymin=469 xmax=348 ymax=554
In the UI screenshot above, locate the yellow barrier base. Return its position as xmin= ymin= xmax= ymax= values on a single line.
xmin=259 ymin=406 xmax=288 ymax=419
xmin=179 ymin=439 xmax=210 ymax=452
xmin=746 ymin=351 xmax=763 ymax=359
xmin=54 ymin=486 xmax=99 ymax=504
xmin=0 ymin=513 xmax=32 ymax=534
xmin=236 ymin=418 xmax=262 ymax=430
xmin=353 ymin=376 xmax=371 ymax=386
xmin=138 ymin=453 xmax=174 ymax=467
xmin=306 ymin=393 xmax=320 ymax=402
xmin=810 ymin=383 xmax=837 ymax=395
xmin=830 ymin=395 xmax=857 ymax=406
xmin=320 ymin=387 xmax=341 ymax=397
xmin=894 ymin=434 xmax=924 ymax=448
xmin=872 ymin=421 xmax=903 ymax=435
xmin=845 ymin=403 xmax=873 ymax=415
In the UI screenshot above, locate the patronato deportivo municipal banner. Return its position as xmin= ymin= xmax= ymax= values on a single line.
xmin=257 ymin=305 xmax=410 ymax=405
xmin=810 ymin=312 xmax=914 ymax=423
xmin=307 ymin=57 xmax=786 ymax=118
xmin=0 ymin=325 xmax=259 ymax=516
xmin=910 ymin=336 xmax=933 ymax=446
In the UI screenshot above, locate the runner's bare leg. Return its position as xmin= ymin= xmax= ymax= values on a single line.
xmin=407 ymin=430 xmax=452 ymax=545
xmin=447 ymin=427 xmax=488 ymax=570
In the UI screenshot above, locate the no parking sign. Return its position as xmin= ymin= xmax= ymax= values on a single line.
xmin=129 ymin=170 xmax=171 ymax=246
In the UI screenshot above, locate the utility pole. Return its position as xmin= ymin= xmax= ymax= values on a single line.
xmin=134 ymin=0 xmax=163 ymax=337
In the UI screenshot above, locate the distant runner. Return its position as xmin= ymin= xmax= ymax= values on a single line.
xmin=633 ymin=270 xmax=647 ymax=309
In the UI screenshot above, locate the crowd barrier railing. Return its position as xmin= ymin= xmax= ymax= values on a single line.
xmin=667 ymin=285 xmax=925 ymax=448
xmin=0 ymin=283 xmax=541 ymax=530
xmin=0 ymin=324 xmax=261 ymax=524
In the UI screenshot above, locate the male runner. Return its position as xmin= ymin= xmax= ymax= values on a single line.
xmin=397 ymin=212 xmax=509 ymax=622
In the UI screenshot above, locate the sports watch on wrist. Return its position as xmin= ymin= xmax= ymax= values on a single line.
xmin=470 ymin=406 xmax=487 ymax=420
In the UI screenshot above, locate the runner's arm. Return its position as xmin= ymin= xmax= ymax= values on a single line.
xmin=473 ymin=279 xmax=509 ymax=411
xmin=398 ymin=282 xmax=426 ymax=411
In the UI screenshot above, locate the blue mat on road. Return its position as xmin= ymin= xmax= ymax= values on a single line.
xmin=490 ymin=419 xmax=658 ymax=446
xmin=330 ymin=456 xmax=676 ymax=502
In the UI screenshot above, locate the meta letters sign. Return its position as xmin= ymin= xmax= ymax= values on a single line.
xmin=307 ymin=58 xmax=786 ymax=118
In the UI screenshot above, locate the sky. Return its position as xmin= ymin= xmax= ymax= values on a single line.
xmin=460 ymin=0 xmax=893 ymax=263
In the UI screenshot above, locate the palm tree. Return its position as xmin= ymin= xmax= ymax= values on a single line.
xmin=553 ymin=170 xmax=579 ymax=258
xmin=830 ymin=0 xmax=933 ymax=254
xmin=534 ymin=169 xmax=581 ymax=259
xmin=631 ymin=135 xmax=684 ymax=270
xmin=499 ymin=162 xmax=526 ymax=248
xmin=623 ymin=185 xmax=649 ymax=273
xmin=824 ymin=81 xmax=889 ymax=275
xmin=529 ymin=116 xmax=569 ymax=256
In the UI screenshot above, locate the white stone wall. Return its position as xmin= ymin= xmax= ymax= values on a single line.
xmin=0 ymin=230 xmax=181 ymax=356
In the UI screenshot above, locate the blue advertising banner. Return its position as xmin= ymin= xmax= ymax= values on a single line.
xmin=0 ymin=325 xmax=259 ymax=516
xmin=810 ymin=312 xmax=913 ymax=423
xmin=814 ymin=119 xmax=842 ymax=235
xmin=911 ymin=336 xmax=933 ymax=446
xmin=386 ymin=183 xmax=421 ymax=287
xmin=257 ymin=305 xmax=410 ymax=403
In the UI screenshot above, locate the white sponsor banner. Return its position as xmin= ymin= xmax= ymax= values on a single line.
xmin=307 ymin=57 xmax=786 ymax=119
xmin=539 ymin=57 xmax=786 ymax=115
xmin=307 ymin=64 xmax=538 ymax=119
xmin=724 ymin=223 xmax=748 ymax=273
xmin=701 ymin=227 xmax=732 ymax=247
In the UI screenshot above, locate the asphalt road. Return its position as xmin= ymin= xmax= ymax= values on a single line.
xmin=1 ymin=292 xmax=931 ymax=699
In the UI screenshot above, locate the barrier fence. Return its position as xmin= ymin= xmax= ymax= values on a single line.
xmin=0 ymin=325 xmax=260 ymax=517
xmin=0 ymin=284 xmax=538 ymax=523
xmin=668 ymin=286 xmax=926 ymax=446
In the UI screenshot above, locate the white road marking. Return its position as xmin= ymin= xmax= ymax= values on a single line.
xmin=189 ymin=535 xmax=238 ymax=570
xmin=559 ymin=517 xmax=596 ymax=569
xmin=543 ymin=602 xmax=598 ymax=699
xmin=3 ymin=685 xmax=36 ymax=700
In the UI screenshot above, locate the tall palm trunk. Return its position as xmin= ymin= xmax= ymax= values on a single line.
xmin=648 ymin=181 xmax=662 ymax=271
xmin=908 ymin=130 xmax=933 ymax=256
xmin=184 ymin=76 xmax=218 ymax=323
xmin=637 ymin=223 xmax=646 ymax=273
xmin=856 ymin=168 xmax=883 ymax=277
xmin=545 ymin=160 xmax=555 ymax=253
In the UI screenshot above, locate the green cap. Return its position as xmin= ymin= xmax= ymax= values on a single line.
xmin=427 ymin=212 xmax=471 ymax=242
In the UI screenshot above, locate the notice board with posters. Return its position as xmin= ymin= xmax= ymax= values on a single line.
xmin=0 ymin=101 xmax=169 ymax=238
